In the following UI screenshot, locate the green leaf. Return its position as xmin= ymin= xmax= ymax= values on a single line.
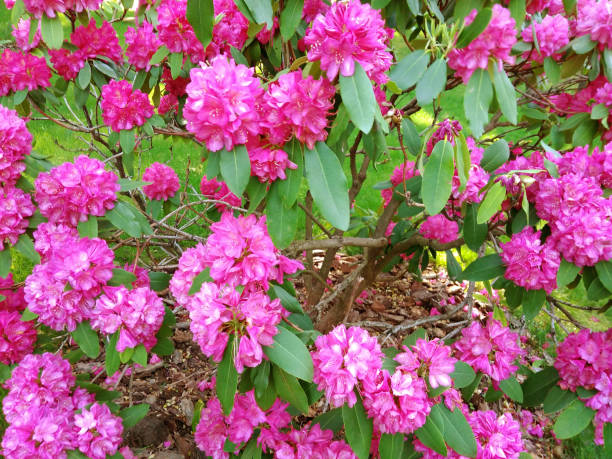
xmin=270 ymin=285 xmax=303 ymax=314
xmin=379 ymin=433 xmax=405 ymax=459
xmin=464 ymin=68 xmax=492 ymax=138
xmin=246 ymin=177 xmax=266 ymax=213
xmin=544 ymin=56 xmax=561 ymax=84
xmin=151 ymin=337 xmax=174 ymax=356
xmin=108 ymin=268 xmax=137 ymax=288
xmin=604 ymin=423 xmax=612 ymax=457
xmin=118 ymin=179 xmax=151 ymax=192
xmin=278 ymin=138 xmax=303 ymax=207
xmin=20 ymin=308 xmax=38 ymax=322
xmin=119 ymin=404 xmax=150 ymax=428
xmin=272 ymin=365 xmax=309 ymax=414
xmin=492 ymin=66 xmax=518 ymax=124
xmin=543 ymin=386 xmax=577 ymax=414
xmin=459 ymin=254 xmax=505 ymax=281
xmin=438 ymin=405 xmax=477 ymax=457
xmin=120 ymin=129 xmax=135 ymax=156
xmin=72 ymin=321 xmax=100 ymax=359
xmin=522 ymin=366 xmax=559 ymax=407
xmin=461 ymin=373 xmax=482 ymax=401
xmin=263 ymin=326 xmax=313 ymax=382
xmin=464 ymin=203 xmax=488 ymax=251
xmin=77 ymin=215 xmax=98 ymax=238
xmin=571 ymin=34 xmax=596 ymax=54
xmin=280 ymin=0 xmax=303 ymax=40
xmin=451 ymin=361 xmax=476 ymax=388
xmin=149 ymin=272 xmax=171 ymax=292
xmin=217 ymin=335 xmax=239 ymax=416
xmin=169 ymin=52 xmax=183 ymax=80
xmin=401 ymin=118 xmax=422 ymax=157
xmin=120 ymin=347 xmax=134 ymax=364
xmin=149 ymin=46 xmax=170 ymax=66
xmin=340 ymin=63 xmax=377 ymax=134
xmin=389 ymin=50 xmax=429 ymax=90
xmin=265 ymin=184 xmax=298 ymax=249
xmin=40 ymin=14 xmax=64 ymax=49
xmin=591 ymin=103 xmax=609 ymax=121
xmin=455 ymin=133 xmax=471 ymax=192
xmin=312 ymin=408 xmax=344 ymax=433
xmin=186 ymin=0 xmax=214 ymax=49
xmin=509 ymin=0 xmax=526 ymax=27
xmin=557 ymin=258 xmax=580 ymax=287
xmin=402 ymin=328 xmax=427 ymax=348
xmin=244 ymin=0 xmax=274 ymax=27
xmin=421 ymin=140 xmax=454 ymax=215
xmin=553 ymin=400 xmax=595 ymax=439
xmin=15 ymin=234 xmax=40 ymax=264
xmin=416 ymin=414 xmax=447 ymax=456
xmin=220 ymin=145 xmax=250 ymax=197
xmin=499 ymin=376 xmax=523 ymax=403
xmin=522 ymin=289 xmax=545 ymax=320
xmin=446 ymin=250 xmax=462 ymax=279
xmin=92 ymin=61 xmax=118 ymax=79
xmin=77 ymin=62 xmax=91 ymax=89
xmin=481 ymin=140 xmax=510 ymax=172
xmin=343 ymin=396 xmax=373 ymax=459
xmin=457 ymin=8 xmax=492 ymax=48
xmin=304 ymin=142 xmax=350 ymax=231
xmin=75 ymin=380 xmax=121 ymax=402
xmin=586 ymin=278 xmax=610 ymax=301
xmin=416 ymin=58 xmax=447 ymax=106
xmin=477 ymin=181 xmax=506 ymax=224
xmin=106 ymin=332 xmax=120 ymax=376
xmin=189 ymin=268 xmax=213 ymax=295
xmin=132 ymin=344 xmax=147 ymax=367
xmin=595 ymin=260 xmax=612 ymax=292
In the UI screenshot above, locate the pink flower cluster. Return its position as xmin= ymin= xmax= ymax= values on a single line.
xmin=397 ymin=338 xmax=457 ymax=389
xmin=381 ymin=161 xmax=420 ymax=206
xmin=25 ymin=231 xmax=114 ymax=331
xmin=521 ymin=15 xmax=570 ymax=61
xmin=454 ymin=318 xmax=525 ymax=383
xmin=576 ymin=0 xmax=612 ymax=49
xmin=500 ymin=226 xmax=560 ymax=293
xmin=0 ymin=274 xmax=26 ymax=313
xmin=312 ymin=325 xmax=384 ymax=407
xmin=0 ymin=303 xmax=36 ymax=364
xmin=419 ymin=214 xmax=459 ymax=244
xmin=260 ymin=423 xmax=356 ymax=458
xmin=0 ymin=49 xmax=51 ymax=96
xmin=157 ymin=0 xmax=205 ymax=62
xmin=101 ymin=80 xmax=155 ymax=132
xmin=0 ymin=103 xmax=32 ymax=186
xmin=70 ymin=19 xmax=123 ymax=64
xmin=0 ymin=186 xmax=34 ymax=251
xmin=200 ymin=175 xmax=241 ymax=211
xmin=448 ymin=4 xmax=516 ymax=83
xmin=49 ymin=48 xmax=86 ymax=81
xmin=20 ymin=0 xmax=103 ymax=17
xmin=35 ymin=155 xmax=119 ymax=226
xmin=142 ymin=162 xmax=180 ymax=201
xmin=248 ymin=145 xmax=298 ymax=183
xmin=91 ymin=286 xmax=164 ymax=352
xmin=125 ymin=21 xmax=161 ymax=71
xmin=12 ymin=18 xmax=40 ymax=52
xmin=184 ymin=56 xmax=263 ymax=151
xmin=208 ymin=0 xmax=249 ymax=58
xmin=426 ymin=120 xmax=463 ymax=154
xmin=2 ymin=353 xmax=123 ymax=459
xmin=586 ymin=372 xmax=612 ymax=445
xmin=304 ymin=0 xmax=392 ymax=83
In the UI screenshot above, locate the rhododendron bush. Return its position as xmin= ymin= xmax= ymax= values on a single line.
xmin=0 ymin=0 xmax=611 ymax=457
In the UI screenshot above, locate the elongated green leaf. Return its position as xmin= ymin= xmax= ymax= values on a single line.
xmin=77 ymin=62 xmax=91 ymax=89
xmin=464 ymin=203 xmax=488 ymax=251
xmin=595 ymin=260 xmax=612 ymax=292
xmin=272 ymin=365 xmax=309 ymax=414
xmin=265 ymin=185 xmax=298 ymax=249
xmin=108 ymin=268 xmax=138 ymax=288
xmin=421 ymin=140 xmax=454 ymax=215
xmin=477 ymin=181 xmax=506 ymax=224
xmin=543 ymin=386 xmax=577 ymax=414
xmin=457 ymin=8 xmax=492 ymax=48
xmin=480 ymin=140 xmax=510 ymax=172
xmin=72 ymin=321 xmax=100 ymax=359
xmin=340 ymin=63 xmax=377 ymax=134
xmin=304 ymin=142 xmax=350 ymax=231
xmin=217 ymin=335 xmax=239 ymax=416
xmin=389 ymin=50 xmax=429 ymax=90
xmin=220 ymin=145 xmax=250 ymax=197
xmin=446 ymin=249 xmax=462 ymax=279
xmin=264 ymin=326 xmax=313 ymax=382
xmin=132 ymin=344 xmax=148 ymax=367
xmin=105 ymin=332 xmax=120 ymax=376
xmin=492 ymin=67 xmax=518 ymax=124
xmin=149 ymin=46 xmax=170 ymax=66
xmin=246 ymin=177 xmax=266 ymax=213
xmin=151 ymin=337 xmax=174 ymax=356
xmin=189 ymin=268 xmax=213 ymax=295
xmin=509 ymin=0 xmax=526 ymax=27
xmin=278 ymin=138 xmax=303 ymax=207
xmin=244 ymin=0 xmax=274 ymax=27
xmin=149 ymin=272 xmax=171 ymax=292
xmin=343 ymin=396 xmax=373 ymax=459
xmin=280 ymin=0 xmax=303 ymax=40
xmin=119 ymin=404 xmax=150 ymax=428
xmin=401 ymin=118 xmax=421 ymax=157
xmin=186 ymin=0 xmax=214 ymax=49
xmin=77 ymin=215 xmax=98 ymax=238
xmin=270 ymin=285 xmax=303 ymax=314
xmin=313 ymin=408 xmax=344 ymax=433
xmin=451 ymin=361 xmax=476 ymax=388
xmin=415 ymin=415 xmax=447 ymax=456
xmin=522 ymin=366 xmax=559 ymax=407
xmin=40 ymin=15 xmax=64 ymax=49
xmin=169 ymin=52 xmax=183 ymax=79
xmin=464 ymin=68 xmax=492 ymax=138
xmin=15 ymin=234 xmax=40 ymax=264
xmin=557 ymin=258 xmax=580 ymax=287
xmin=459 ymin=254 xmax=505 ymax=281
xmin=544 ymin=56 xmax=561 ymax=84
xmin=416 ymin=59 xmax=447 ymax=105
xmin=379 ymin=433 xmax=405 ymax=459
xmin=604 ymin=423 xmax=612 ymax=457
xmin=522 ymin=289 xmax=545 ymax=320
xmin=553 ymin=400 xmax=595 ymax=439
xmin=499 ymin=376 xmax=523 ymax=403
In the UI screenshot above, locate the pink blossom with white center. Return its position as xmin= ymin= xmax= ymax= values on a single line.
xmin=454 ymin=318 xmax=525 ymax=383
xmin=125 ymin=21 xmax=161 ymax=71
xmin=70 ymin=19 xmax=123 ymax=63
xmin=312 ymin=325 xmax=383 ymax=407
xmin=184 ymin=56 xmax=263 ymax=151
xmin=576 ymin=0 xmax=612 ymax=49
xmin=304 ymin=0 xmax=392 ymax=83
xmin=101 ymin=80 xmax=154 ymax=132
xmin=0 ymin=185 xmax=34 ymax=250
xmin=448 ymin=4 xmax=516 ymax=83
xmin=73 ymin=403 xmax=123 ymax=459
xmin=91 ymin=286 xmax=165 ymax=352
xmin=12 ymin=17 xmax=40 ymax=52
xmin=419 ymin=214 xmax=459 ymax=244
xmin=0 ymin=104 xmax=31 ymax=186
xmin=142 ymin=162 xmax=180 ymax=201
xmin=35 ymin=155 xmax=119 ymax=226
xmin=248 ymin=144 xmax=298 ymax=183
xmin=397 ymin=338 xmax=457 ymax=389
xmin=521 ymin=15 xmax=570 ymax=61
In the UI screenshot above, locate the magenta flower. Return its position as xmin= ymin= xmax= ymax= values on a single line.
xmin=142 ymin=162 xmax=180 ymax=201
xmin=448 ymin=4 xmax=516 ymax=83
xmin=0 ymin=49 xmax=51 ymax=96
xmin=101 ymin=80 xmax=154 ymax=132
xmin=35 ymin=155 xmax=119 ymax=226
xmin=0 ymin=104 xmax=32 ymax=186
xmin=0 ymin=274 xmax=27 ymax=313
xmin=125 ymin=21 xmax=161 ymax=71
xmin=521 ymin=15 xmax=570 ymax=61
xmin=576 ymin=0 xmax=612 ymax=49
xmin=184 ymin=55 xmax=263 ymax=151
xmin=262 ymin=71 xmax=335 ymax=149
xmin=200 ymin=175 xmax=242 ymax=212
xmin=419 ymin=214 xmax=459 ymax=244
xmin=169 ymin=243 xmax=209 ymax=308
xmin=302 ymin=0 xmax=329 ymax=23
xmin=208 ymin=0 xmax=249 ymax=58
xmin=304 ymin=0 xmax=392 ymax=83
xmin=49 ymin=48 xmax=86 ymax=81
xmin=0 ymin=186 xmax=35 ymax=250
xmin=91 ymin=286 xmax=165 ymax=352
xmin=469 ymin=411 xmax=524 ymax=459
xmin=157 ymin=0 xmax=205 ymax=62
xmin=70 ymin=19 xmax=123 ymax=63
xmin=12 ymin=17 xmax=40 ymax=52
xmin=0 ymin=310 xmax=36 ymax=365
xmin=312 ymin=325 xmax=383 ymax=407
xmin=74 ymin=403 xmax=123 ymax=459
xmin=22 ymin=0 xmax=65 ymax=18
xmin=248 ymin=144 xmax=298 ymax=183
xmin=33 ymin=222 xmax=79 ymax=262
xmin=451 ymin=163 xmax=489 ymax=206
xmin=396 ymin=338 xmax=457 ymax=389
xmin=381 ymin=161 xmax=420 ymax=206
xmin=426 ymin=120 xmax=463 ymax=155
xmin=261 ymin=423 xmax=356 ymax=458
xmin=453 ymin=318 xmax=525 ymax=383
